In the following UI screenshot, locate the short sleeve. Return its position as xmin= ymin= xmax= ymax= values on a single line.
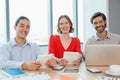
xmin=48 ymin=35 xmax=56 ymax=54
xmin=74 ymin=38 xmax=82 ymax=54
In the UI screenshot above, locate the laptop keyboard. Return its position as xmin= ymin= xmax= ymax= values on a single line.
xmin=95 ymin=76 xmax=120 ymax=80
xmin=0 ymin=72 xmax=50 ymax=80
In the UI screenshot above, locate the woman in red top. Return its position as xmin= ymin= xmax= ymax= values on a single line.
xmin=48 ymin=15 xmax=82 ymax=66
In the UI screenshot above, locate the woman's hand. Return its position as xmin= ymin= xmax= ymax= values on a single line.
xmin=73 ymin=58 xmax=81 ymax=66
xmin=60 ymin=58 xmax=68 ymax=66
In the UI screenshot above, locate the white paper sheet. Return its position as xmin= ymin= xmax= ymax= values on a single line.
xmin=36 ymin=54 xmax=54 ymax=67
xmin=63 ymin=51 xmax=80 ymax=64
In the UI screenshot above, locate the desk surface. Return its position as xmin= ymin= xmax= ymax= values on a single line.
xmin=24 ymin=62 xmax=118 ymax=80
xmin=0 ymin=62 xmax=119 ymax=80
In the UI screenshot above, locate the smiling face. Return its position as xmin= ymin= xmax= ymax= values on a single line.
xmin=14 ymin=19 xmax=30 ymax=40
xmin=57 ymin=15 xmax=74 ymax=34
xmin=58 ymin=17 xmax=71 ymax=34
xmin=92 ymin=16 xmax=106 ymax=33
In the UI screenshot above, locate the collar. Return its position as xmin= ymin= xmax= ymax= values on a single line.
xmin=95 ymin=32 xmax=111 ymax=41
xmin=10 ymin=38 xmax=31 ymax=47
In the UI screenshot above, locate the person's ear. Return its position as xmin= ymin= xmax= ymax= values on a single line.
xmin=14 ymin=26 xmax=17 ymax=30
xmin=105 ymin=20 xmax=107 ymax=24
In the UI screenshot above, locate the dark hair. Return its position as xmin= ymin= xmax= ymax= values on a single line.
xmin=57 ymin=15 xmax=74 ymax=34
xmin=15 ymin=16 xmax=30 ymax=26
xmin=90 ymin=12 xmax=106 ymax=24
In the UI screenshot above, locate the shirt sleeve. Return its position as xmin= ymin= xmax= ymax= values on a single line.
xmin=48 ymin=35 xmax=55 ymax=55
xmin=86 ymin=37 xmax=93 ymax=44
xmin=0 ymin=43 xmax=24 ymax=69
xmin=74 ymin=38 xmax=82 ymax=54
xmin=0 ymin=47 xmax=7 ymax=69
xmin=3 ymin=60 xmax=24 ymax=70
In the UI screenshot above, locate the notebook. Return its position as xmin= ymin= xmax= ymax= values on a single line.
xmin=2 ymin=69 xmax=26 ymax=77
xmin=85 ymin=45 xmax=120 ymax=66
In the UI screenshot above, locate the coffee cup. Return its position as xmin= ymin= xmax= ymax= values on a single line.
xmin=109 ymin=65 xmax=120 ymax=74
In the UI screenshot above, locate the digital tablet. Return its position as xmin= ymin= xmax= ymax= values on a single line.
xmin=63 ymin=68 xmax=79 ymax=73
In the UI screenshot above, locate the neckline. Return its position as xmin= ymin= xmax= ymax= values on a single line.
xmin=58 ymin=35 xmax=73 ymax=50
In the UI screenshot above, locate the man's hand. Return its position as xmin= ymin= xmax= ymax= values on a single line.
xmin=22 ymin=61 xmax=41 ymax=71
xmin=46 ymin=58 xmax=57 ymax=67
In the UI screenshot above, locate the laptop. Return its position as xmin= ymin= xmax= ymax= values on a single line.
xmin=85 ymin=45 xmax=120 ymax=66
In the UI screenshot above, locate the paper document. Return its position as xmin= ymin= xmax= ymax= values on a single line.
xmin=36 ymin=54 xmax=54 ymax=67
xmin=63 ymin=52 xmax=80 ymax=64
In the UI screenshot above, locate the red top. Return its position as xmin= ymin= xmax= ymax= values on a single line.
xmin=48 ymin=35 xmax=82 ymax=58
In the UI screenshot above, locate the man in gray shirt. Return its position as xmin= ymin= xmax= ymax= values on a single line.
xmin=87 ymin=12 xmax=120 ymax=44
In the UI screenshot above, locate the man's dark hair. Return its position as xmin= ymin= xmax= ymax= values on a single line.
xmin=15 ymin=16 xmax=30 ymax=26
xmin=90 ymin=12 xmax=106 ymax=24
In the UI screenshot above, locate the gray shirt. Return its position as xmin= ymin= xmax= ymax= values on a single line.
xmin=86 ymin=32 xmax=120 ymax=44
